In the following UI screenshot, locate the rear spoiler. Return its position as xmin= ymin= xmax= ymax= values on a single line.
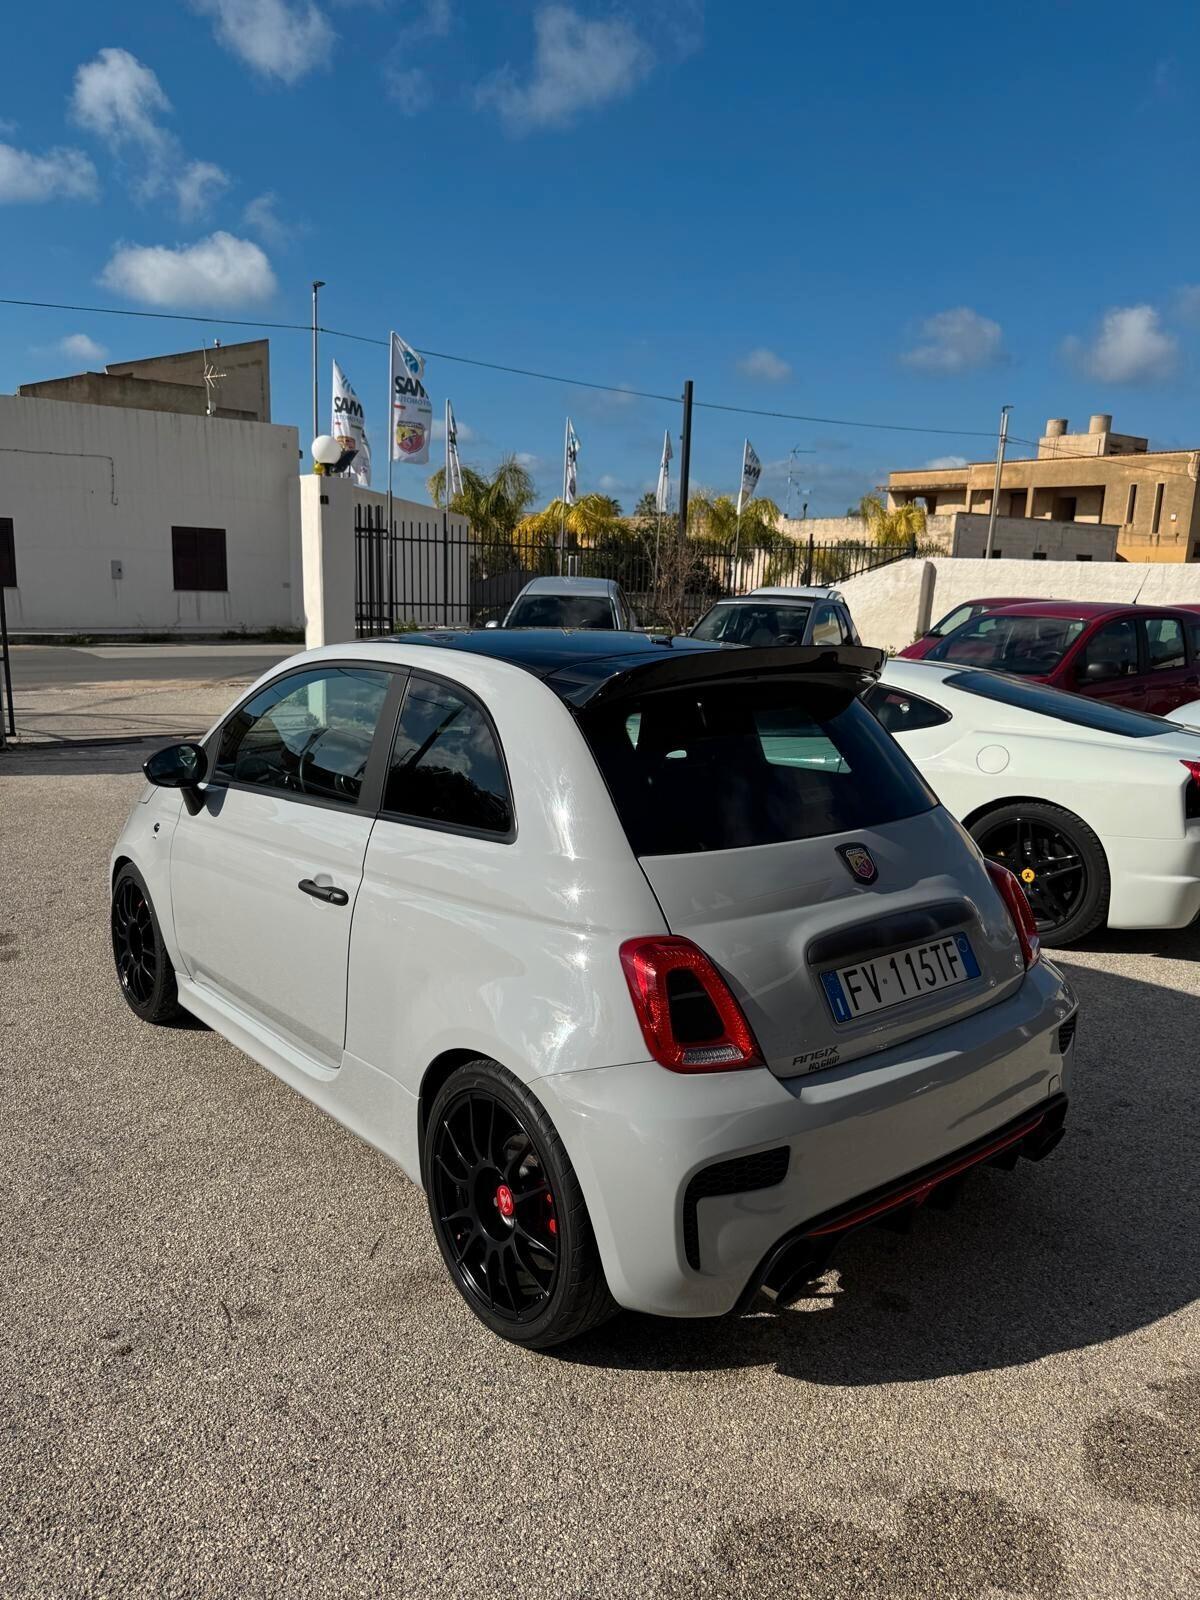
xmin=551 ymin=643 xmax=886 ymax=709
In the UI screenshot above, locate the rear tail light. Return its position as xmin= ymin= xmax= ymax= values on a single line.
xmin=986 ymin=860 xmax=1041 ymax=970
xmin=1182 ymin=760 xmax=1200 ymax=821
xmin=619 ymin=936 xmax=762 ymax=1073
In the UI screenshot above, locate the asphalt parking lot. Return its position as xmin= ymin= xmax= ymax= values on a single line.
xmin=2 ymin=733 xmax=1198 ymax=1598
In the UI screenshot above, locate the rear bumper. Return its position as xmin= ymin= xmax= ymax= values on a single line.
xmin=1106 ymin=830 xmax=1200 ymax=929
xmin=533 ymin=958 xmax=1077 ymax=1317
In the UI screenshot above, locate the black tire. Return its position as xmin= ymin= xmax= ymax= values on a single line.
xmin=110 ymin=864 xmax=181 ymax=1023
xmin=970 ymin=801 xmax=1109 ymax=947
xmin=423 ymin=1060 xmax=616 ymax=1349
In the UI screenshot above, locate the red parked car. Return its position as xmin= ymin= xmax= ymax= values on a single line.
xmin=900 ymin=597 xmax=1036 ymax=660
xmin=923 ymin=601 xmax=1200 ymax=715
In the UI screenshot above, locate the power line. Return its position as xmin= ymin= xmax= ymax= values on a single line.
xmin=0 ymin=294 xmax=1012 ymax=443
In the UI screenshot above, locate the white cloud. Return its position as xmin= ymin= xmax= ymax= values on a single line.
xmin=431 ymin=417 xmax=476 ymax=444
xmin=71 ymin=48 xmax=172 ymax=154
xmin=0 ymin=142 xmax=98 ymax=203
xmin=515 ymin=451 xmax=544 ymax=471
xmin=901 ymin=307 xmax=1004 ymax=374
xmin=737 ymin=346 xmax=791 ymax=383
xmin=477 ymin=5 xmax=654 ymax=132
xmin=385 ymin=66 xmax=433 ymax=113
xmin=192 ymin=1 xmax=334 ymax=84
xmin=100 ymin=231 xmax=277 ymax=309
xmin=1063 ymin=304 xmax=1177 ymax=384
xmin=923 ymin=455 xmax=968 ymax=470
xmin=241 ymin=190 xmax=302 ymax=245
xmin=175 ymin=159 xmax=230 ymax=220
xmin=58 ymin=333 xmax=109 ymax=364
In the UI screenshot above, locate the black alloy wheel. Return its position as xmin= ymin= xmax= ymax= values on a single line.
xmin=424 ymin=1061 xmax=615 ymax=1348
xmin=110 ymin=865 xmax=180 ymax=1023
xmin=430 ymin=1089 xmax=561 ymax=1323
xmin=971 ymin=801 xmax=1109 ymax=947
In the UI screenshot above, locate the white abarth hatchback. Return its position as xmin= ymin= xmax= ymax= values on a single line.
xmin=111 ymin=632 xmax=1077 ymax=1348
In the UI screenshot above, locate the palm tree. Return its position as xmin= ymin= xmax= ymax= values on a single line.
xmin=515 ymin=493 xmax=625 ymax=545
xmin=427 ymin=455 xmax=537 ymax=576
xmin=685 ymin=490 xmax=785 ymax=549
xmin=857 ymin=492 xmax=926 ymax=547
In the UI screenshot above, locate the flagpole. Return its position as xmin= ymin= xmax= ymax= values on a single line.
xmin=559 ymin=416 xmax=569 ymax=576
xmin=386 ymin=331 xmax=394 ymax=581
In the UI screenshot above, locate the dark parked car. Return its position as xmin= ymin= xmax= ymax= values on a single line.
xmin=924 ymin=601 xmax=1200 ymax=715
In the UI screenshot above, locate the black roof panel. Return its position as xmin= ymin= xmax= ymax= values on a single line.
xmin=383 ymin=629 xmax=883 ymax=708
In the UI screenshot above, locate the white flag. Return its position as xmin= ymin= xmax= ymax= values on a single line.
xmin=564 ymin=418 xmax=580 ymax=505
xmin=655 ymin=428 xmax=673 ymax=514
xmin=389 ymin=331 xmax=432 ymax=465
xmin=445 ymin=399 xmax=464 ymax=500
xmin=331 ymin=359 xmax=371 ymax=488
xmin=737 ymin=438 xmax=762 ymax=514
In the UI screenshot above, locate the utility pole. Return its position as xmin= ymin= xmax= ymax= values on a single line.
xmin=984 ymin=404 xmax=1011 ymax=561
xmin=311 ymin=280 xmax=326 ymax=443
xmin=677 ymin=379 xmax=693 ymax=542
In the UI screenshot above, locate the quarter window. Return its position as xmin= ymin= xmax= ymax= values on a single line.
xmin=1144 ymin=617 xmax=1185 ymax=671
xmin=214 ymin=666 xmax=390 ymax=805
xmin=864 ymin=685 xmax=953 ymax=734
xmin=384 ymin=676 xmax=512 ymax=836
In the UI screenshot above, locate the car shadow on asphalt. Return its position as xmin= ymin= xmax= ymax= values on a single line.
xmin=559 ymin=960 xmax=1200 ymax=1385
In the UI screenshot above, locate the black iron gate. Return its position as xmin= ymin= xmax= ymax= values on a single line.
xmin=0 ymin=583 xmax=14 ymax=747
xmin=353 ymin=502 xmax=914 ymax=637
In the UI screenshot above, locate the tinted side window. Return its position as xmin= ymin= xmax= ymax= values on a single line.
xmin=811 ymin=604 xmax=846 ymax=645
xmin=1079 ymin=618 xmax=1139 ymax=679
xmin=384 ymin=676 xmax=512 ymax=836
xmin=214 ymin=667 xmax=390 ymax=805
xmin=1144 ymin=616 xmax=1185 ymax=671
xmin=864 ymin=685 xmax=953 ymax=734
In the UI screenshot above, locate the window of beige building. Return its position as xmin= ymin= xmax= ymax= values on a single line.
xmin=1151 ymin=483 xmax=1165 ymax=535
xmin=1126 ymin=483 xmax=1138 ymax=524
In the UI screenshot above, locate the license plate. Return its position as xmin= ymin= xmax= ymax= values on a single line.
xmin=820 ymin=933 xmax=980 ymax=1023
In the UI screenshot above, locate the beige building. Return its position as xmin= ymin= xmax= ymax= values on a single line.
xmin=887 ymin=414 xmax=1200 ymax=563
xmin=18 ymin=338 xmax=272 ymax=423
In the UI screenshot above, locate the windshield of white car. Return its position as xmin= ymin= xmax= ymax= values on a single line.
xmin=928 ymin=613 xmax=1085 ymax=674
xmin=506 ymin=594 xmax=616 ymax=629
xmin=580 ymin=680 xmax=934 ymax=855
xmin=942 ymin=670 xmax=1172 ymax=737
xmin=691 ymin=602 xmax=812 ymax=645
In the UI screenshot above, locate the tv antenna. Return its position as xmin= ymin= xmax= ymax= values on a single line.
xmin=202 ymin=343 xmax=227 ymax=416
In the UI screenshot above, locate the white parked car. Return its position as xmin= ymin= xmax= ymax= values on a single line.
xmin=112 ymin=633 xmax=1076 ymax=1347
xmin=690 ymin=585 xmax=860 ymax=648
xmin=495 ymin=575 xmax=638 ymax=631
xmin=867 ymin=659 xmax=1200 ymax=945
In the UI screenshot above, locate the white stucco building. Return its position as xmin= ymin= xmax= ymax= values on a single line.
xmin=0 ymin=393 xmax=303 ymax=635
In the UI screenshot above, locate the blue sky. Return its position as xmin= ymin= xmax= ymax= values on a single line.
xmin=2 ymin=0 xmax=1199 ymax=514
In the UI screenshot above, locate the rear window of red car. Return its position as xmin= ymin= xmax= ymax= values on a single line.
xmin=929 ymin=613 xmax=1086 ymax=674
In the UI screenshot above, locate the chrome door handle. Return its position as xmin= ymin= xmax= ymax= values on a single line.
xmin=298 ymin=878 xmax=349 ymax=906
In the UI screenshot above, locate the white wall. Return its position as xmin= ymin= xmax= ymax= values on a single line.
xmin=0 ymin=394 xmax=300 ymax=634
xmin=841 ymin=557 xmax=1200 ymax=652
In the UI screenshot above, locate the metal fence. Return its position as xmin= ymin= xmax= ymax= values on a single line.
xmin=354 ymin=504 xmax=914 ymax=636
xmin=0 ymin=584 xmax=14 ymax=747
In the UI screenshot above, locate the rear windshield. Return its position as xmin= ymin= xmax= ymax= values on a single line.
xmin=580 ymin=680 xmax=935 ymax=856
xmin=929 ymin=612 xmax=1085 ymax=673
xmin=691 ymin=602 xmax=811 ymax=646
xmin=943 ymin=670 xmax=1174 ymax=737
xmin=507 ymin=594 xmax=614 ymax=629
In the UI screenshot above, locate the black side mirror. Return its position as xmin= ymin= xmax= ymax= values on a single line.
xmin=1081 ymin=659 xmax=1119 ymax=683
xmin=144 ymin=741 xmax=208 ymax=813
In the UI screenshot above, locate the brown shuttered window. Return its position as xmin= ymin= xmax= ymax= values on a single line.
xmin=0 ymin=518 xmax=15 ymax=588
xmin=172 ymin=526 xmax=227 ymax=592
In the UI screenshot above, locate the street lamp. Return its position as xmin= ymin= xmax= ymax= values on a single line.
xmin=311 ymin=433 xmax=343 ymax=475
xmin=786 ymin=444 xmax=815 ymax=520
xmin=311 ymin=280 xmax=326 ymax=444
